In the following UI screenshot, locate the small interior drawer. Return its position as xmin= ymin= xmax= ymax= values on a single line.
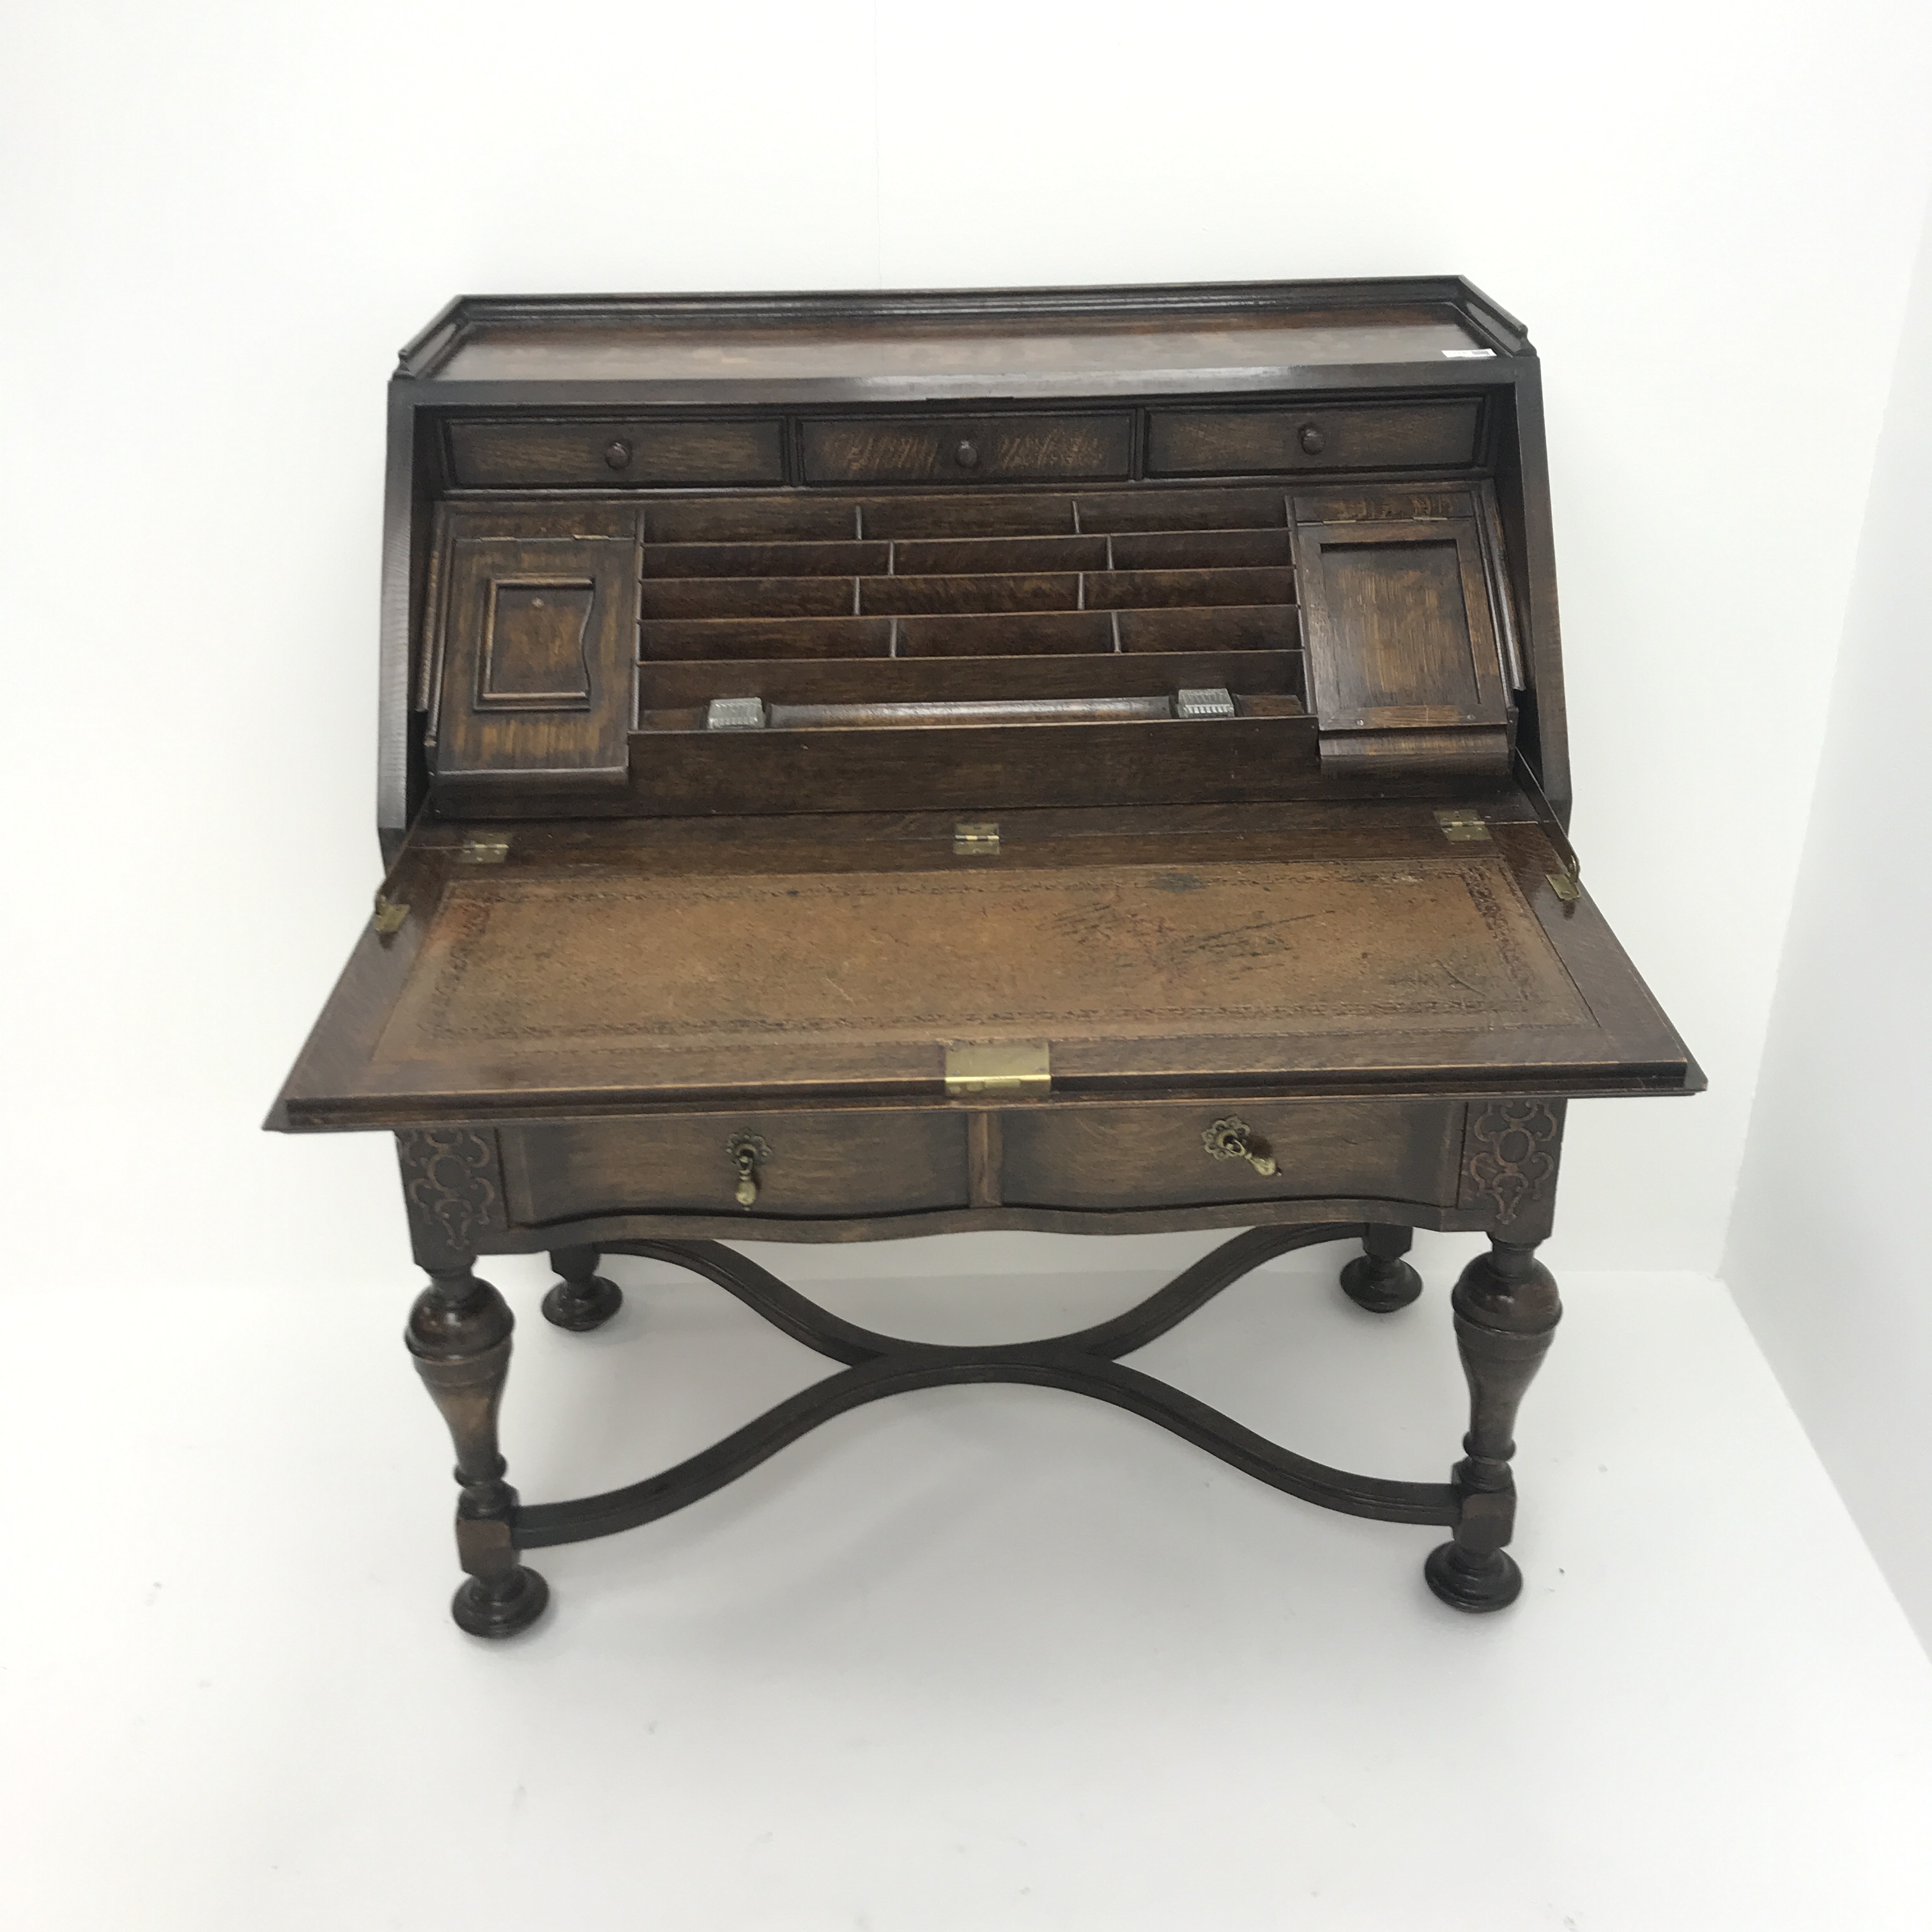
xmin=1146 ymin=401 xmax=1483 ymax=477
xmin=800 ymin=414 xmax=1133 ymax=486
xmin=999 ymin=1100 xmax=1465 ymax=1211
xmin=447 ymin=417 xmax=786 ymax=489
xmin=500 ymin=1112 xmax=969 ymax=1223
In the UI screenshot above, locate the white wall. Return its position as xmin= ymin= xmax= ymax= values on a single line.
xmin=6 ymin=0 xmax=1932 ymax=1292
xmin=1724 ymin=192 xmax=1932 ymax=1646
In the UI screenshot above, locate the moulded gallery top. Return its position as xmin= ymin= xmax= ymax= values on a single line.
xmin=397 ymin=279 xmax=1529 ymax=397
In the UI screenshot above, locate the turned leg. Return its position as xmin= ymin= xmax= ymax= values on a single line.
xmin=406 ymin=1266 xmax=549 ymax=1637
xmin=542 ymin=1243 xmax=624 ymax=1333
xmin=1340 ymin=1223 xmax=1422 ymax=1312
xmin=1425 ymin=1238 xmax=1561 ymax=1613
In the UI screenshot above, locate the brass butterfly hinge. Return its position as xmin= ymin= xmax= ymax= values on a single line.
xmin=953 ymin=820 xmax=1000 ymax=856
xmin=944 ymin=1042 xmax=1050 ymax=1096
xmin=1434 ymin=807 xmax=1491 ymax=843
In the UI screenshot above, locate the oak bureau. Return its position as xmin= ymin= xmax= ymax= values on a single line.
xmin=269 ymin=279 xmax=1701 ymax=1637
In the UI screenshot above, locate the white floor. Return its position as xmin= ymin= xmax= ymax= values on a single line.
xmin=3 ymin=1232 xmax=1929 ymax=1931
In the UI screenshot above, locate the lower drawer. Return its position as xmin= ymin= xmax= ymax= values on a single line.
xmin=500 ymin=1113 xmax=969 ymax=1222
xmin=500 ymin=1098 xmax=1462 ymax=1225
xmin=999 ymin=1100 xmax=1464 ymax=1211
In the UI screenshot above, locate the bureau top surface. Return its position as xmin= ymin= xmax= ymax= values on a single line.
xmin=401 ymin=282 xmax=1524 ymax=395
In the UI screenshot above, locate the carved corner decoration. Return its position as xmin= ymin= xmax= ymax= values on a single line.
xmin=1459 ymin=1100 xmax=1566 ymax=1237
xmin=396 ymin=1128 xmax=509 ymax=1268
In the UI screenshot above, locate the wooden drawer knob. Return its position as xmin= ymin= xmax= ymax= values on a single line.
xmin=1298 ymin=424 xmax=1326 ymax=456
xmin=954 ymin=440 xmax=980 ymax=471
xmin=604 ymin=438 xmax=632 ymax=470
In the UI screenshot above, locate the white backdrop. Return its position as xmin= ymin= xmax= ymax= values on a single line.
xmin=1724 ymin=194 xmax=1932 ymax=1642
xmin=6 ymin=0 xmax=1932 ymax=1291
xmin=9 ymin=12 xmax=1932 ymax=1928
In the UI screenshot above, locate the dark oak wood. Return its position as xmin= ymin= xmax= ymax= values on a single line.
xmin=1340 ymin=1223 xmax=1423 ymax=1313
xmin=1146 ymin=399 xmax=1483 ymax=475
xmin=514 ymin=1230 xmax=1464 ymax=1550
xmin=799 ymin=413 xmax=1133 ymax=484
xmin=448 ymin=416 xmax=786 ymax=489
xmin=275 ymin=279 xmax=1699 ymax=1636
xmin=1425 ymin=1238 xmax=1563 ymax=1611
xmin=541 ymin=1243 xmax=624 ymax=1332
xmin=404 ymin=1265 xmax=548 ymax=1637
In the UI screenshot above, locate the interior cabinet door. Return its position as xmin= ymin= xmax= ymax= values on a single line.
xmin=433 ymin=532 xmax=638 ymax=808
xmin=1293 ymin=514 xmax=1511 ymax=776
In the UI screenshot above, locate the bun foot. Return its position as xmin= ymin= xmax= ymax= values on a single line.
xmin=542 ymin=1275 xmax=624 ymax=1331
xmin=543 ymin=1245 xmax=624 ymax=1331
xmin=1424 ymin=1540 xmax=1523 ymax=1613
xmin=452 ymin=1564 xmax=550 ymax=1637
xmin=1340 ymin=1253 xmax=1422 ymax=1313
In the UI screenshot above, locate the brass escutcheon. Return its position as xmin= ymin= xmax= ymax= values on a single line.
xmin=1204 ymin=1116 xmax=1278 ymax=1178
xmin=726 ymin=1132 xmax=772 ymax=1208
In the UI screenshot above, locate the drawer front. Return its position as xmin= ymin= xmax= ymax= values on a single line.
xmin=500 ymin=1112 xmax=968 ymax=1223
xmin=1000 ymin=1100 xmax=1464 ymax=1211
xmin=801 ymin=413 xmax=1133 ymax=486
xmin=1146 ymin=401 xmax=1482 ymax=477
xmin=448 ymin=417 xmax=786 ymax=489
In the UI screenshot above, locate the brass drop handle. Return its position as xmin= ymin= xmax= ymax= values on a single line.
xmin=1204 ymin=1116 xmax=1277 ymax=1177
xmin=726 ymin=1133 xmax=771 ymax=1208
xmin=954 ymin=439 xmax=980 ymax=470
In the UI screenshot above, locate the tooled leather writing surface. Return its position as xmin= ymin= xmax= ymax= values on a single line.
xmin=373 ymin=854 xmax=1588 ymax=1066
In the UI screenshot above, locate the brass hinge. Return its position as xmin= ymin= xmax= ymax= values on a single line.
xmin=459 ymin=835 xmax=510 ymax=864
xmin=945 ymin=1041 xmax=1050 ymax=1096
xmin=372 ymin=894 xmax=410 ymax=934
xmin=1510 ymin=751 xmax=1584 ymax=907
xmin=953 ymin=820 xmax=1000 ymax=856
xmin=1434 ymin=807 xmax=1492 ymax=843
